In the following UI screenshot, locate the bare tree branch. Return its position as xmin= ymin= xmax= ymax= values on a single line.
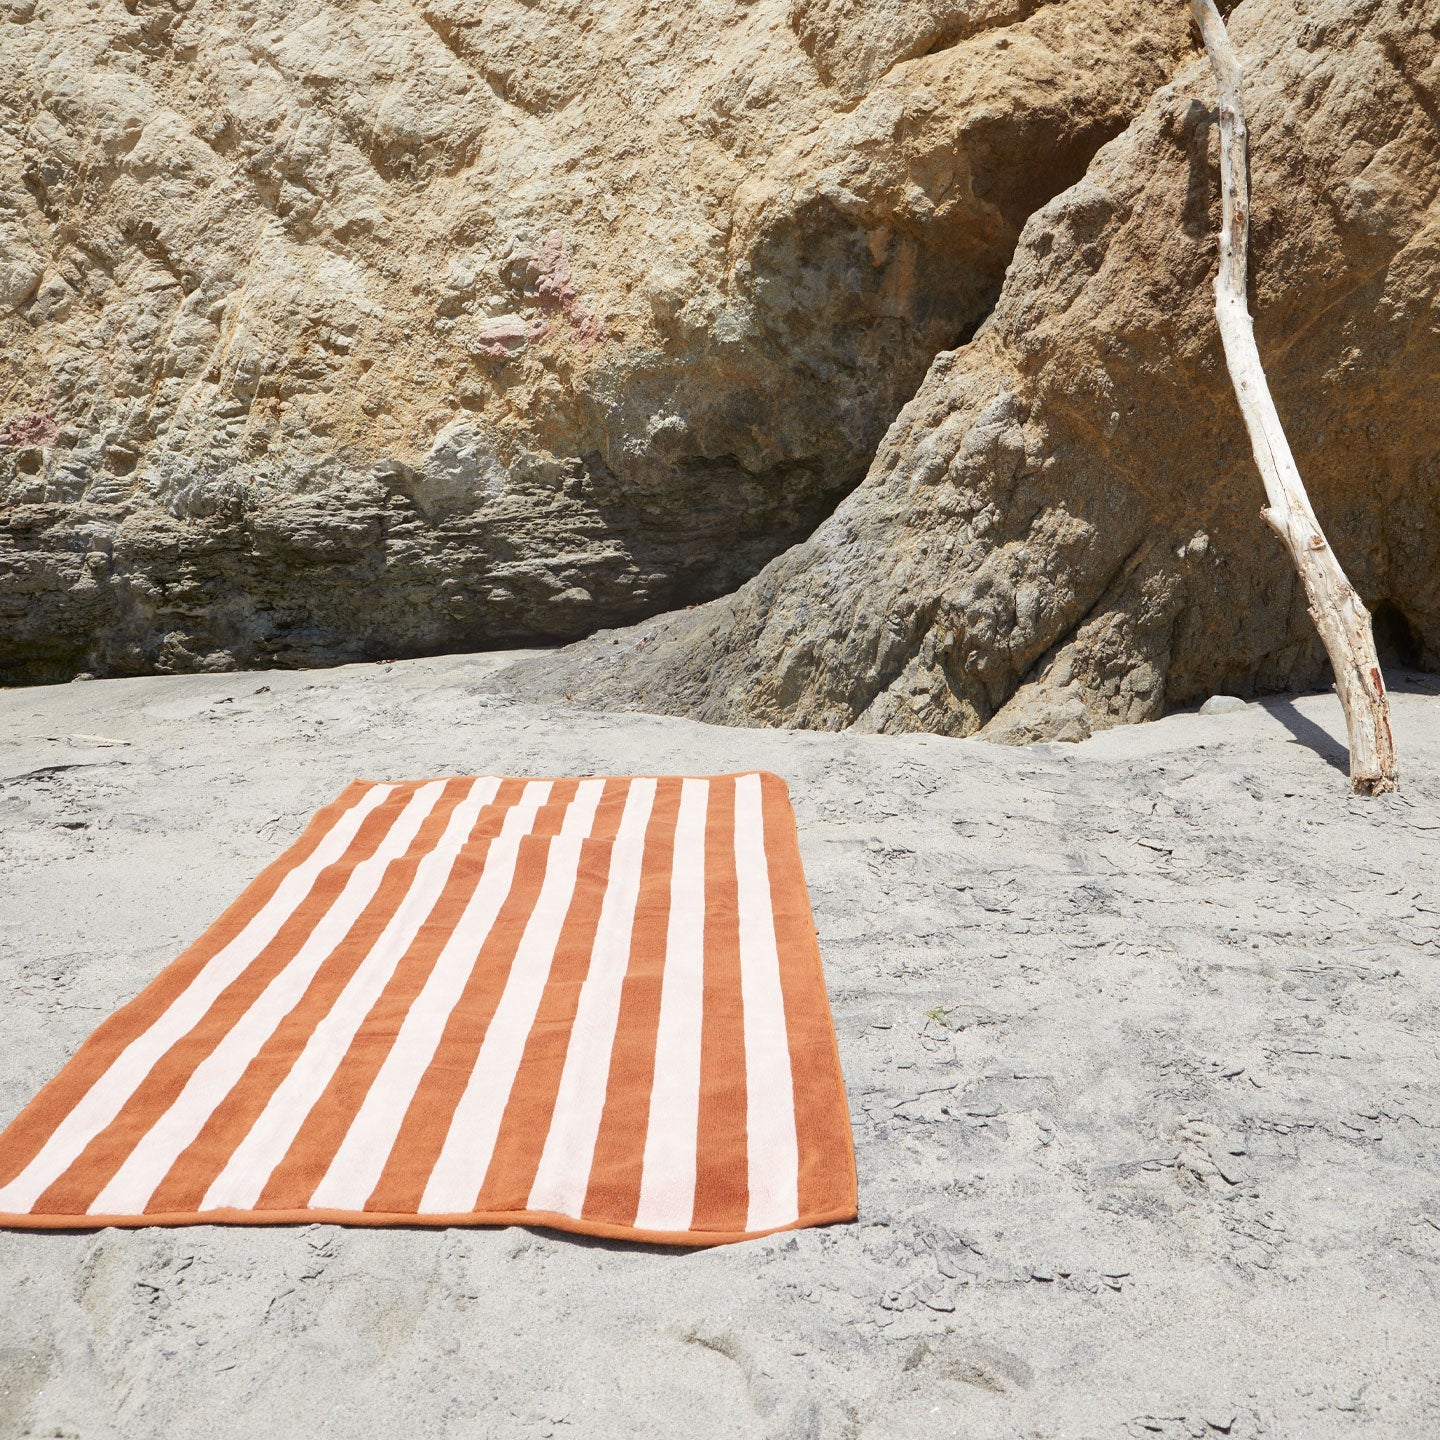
xmin=1191 ymin=0 xmax=1398 ymax=794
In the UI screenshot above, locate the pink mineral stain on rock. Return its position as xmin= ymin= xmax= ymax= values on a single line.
xmin=524 ymin=233 xmax=606 ymax=350
xmin=0 ymin=386 xmax=59 ymax=448
xmin=470 ymin=314 xmax=550 ymax=361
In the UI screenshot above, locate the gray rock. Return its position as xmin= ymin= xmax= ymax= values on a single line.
xmin=1199 ymin=696 xmax=1249 ymax=716
xmin=513 ymin=0 xmax=1440 ymax=744
xmin=0 ymin=0 xmax=1189 ymax=682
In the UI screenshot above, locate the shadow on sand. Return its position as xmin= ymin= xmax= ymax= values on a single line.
xmin=1259 ymin=694 xmax=1349 ymax=776
xmin=1256 ymin=670 xmax=1439 ymax=777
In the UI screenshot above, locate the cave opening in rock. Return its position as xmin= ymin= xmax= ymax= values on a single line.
xmin=1371 ymin=599 xmax=1423 ymax=673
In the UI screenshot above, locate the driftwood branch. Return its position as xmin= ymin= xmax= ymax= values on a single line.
xmin=1191 ymin=0 xmax=1398 ymax=795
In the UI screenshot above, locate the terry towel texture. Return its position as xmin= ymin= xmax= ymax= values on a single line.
xmin=0 ymin=772 xmax=856 ymax=1245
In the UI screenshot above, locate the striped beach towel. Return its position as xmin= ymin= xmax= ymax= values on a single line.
xmin=0 ymin=772 xmax=856 ymax=1245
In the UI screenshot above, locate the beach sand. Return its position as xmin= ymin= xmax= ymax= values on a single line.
xmin=2 ymin=655 xmax=1437 ymax=1438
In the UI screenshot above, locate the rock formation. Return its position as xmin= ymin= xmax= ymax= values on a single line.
xmin=517 ymin=0 xmax=1440 ymax=742
xmin=0 ymin=0 xmax=1188 ymax=682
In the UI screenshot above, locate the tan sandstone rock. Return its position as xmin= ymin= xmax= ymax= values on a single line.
xmin=0 ymin=0 xmax=1186 ymax=681
xmin=516 ymin=0 xmax=1440 ymax=742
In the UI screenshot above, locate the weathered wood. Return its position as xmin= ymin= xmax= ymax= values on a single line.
xmin=1191 ymin=0 xmax=1398 ymax=794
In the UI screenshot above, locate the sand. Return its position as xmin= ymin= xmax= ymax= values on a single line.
xmin=2 ymin=655 xmax=1438 ymax=1439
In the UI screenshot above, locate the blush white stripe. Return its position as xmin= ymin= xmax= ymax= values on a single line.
xmin=733 ymin=773 xmax=799 ymax=1232
xmin=198 ymin=776 xmax=504 ymax=1212
xmin=89 ymin=781 xmax=449 ymax=1215
xmin=0 ymin=783 xmax=395 ymax=1215
xmin=419 ymin=778 xmax=634 ymax=1214
xmin=307 ymin=779 xmax=561 ymax=1211
xmin=632 ymin=778 xmax=710 ymax=1231
xmin=527 ymin=777 xmax=663 ymax=1219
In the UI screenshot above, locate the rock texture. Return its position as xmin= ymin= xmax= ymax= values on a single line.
xmin=0 ymin=0 xmax=1188 ymax=683
xmin=518 ymin=0 xmax=1440 ymax=743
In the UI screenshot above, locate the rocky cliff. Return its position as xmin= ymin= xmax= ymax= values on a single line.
xmin=0 ymin=0 xmax=1188 ymax=682
xmin=516 ymin=0 xmax=1440 ymax=741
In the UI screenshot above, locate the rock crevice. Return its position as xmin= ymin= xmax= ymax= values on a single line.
xmin=0 ymin=0 xmax=1189 ymax=682
xmin=515 ymin=0 xmax=1440 ymax=742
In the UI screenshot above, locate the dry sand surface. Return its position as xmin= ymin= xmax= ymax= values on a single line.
xmin=2 ymin=655 xmax=1438 ymax=1439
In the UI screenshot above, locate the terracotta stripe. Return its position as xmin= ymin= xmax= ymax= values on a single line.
xmin=759 ymin=772 xmax=856 ymax=1223
xmin=143 ymin=777 xmax=477 ymax=1213
xmin=361 ymin=781 xmax=587 ymax=1213
xmin=29 ymin=784 xmax=423 ymax=1215
xmin=472 ymin=778 xmax=646 ymax=1212
xmin=580 ymin=778 xmax=683 ymax=1227
xmin=254 ymin=779 xmax=531 ymax=1208
xmin=0 ymin=782 xmax=373 ymax=1187
xmin=688 ymin=777 xmax=751 ymax=1234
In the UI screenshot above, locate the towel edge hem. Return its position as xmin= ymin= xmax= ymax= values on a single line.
xmin=0 ymin=1201 xmax=858 ymax=1248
